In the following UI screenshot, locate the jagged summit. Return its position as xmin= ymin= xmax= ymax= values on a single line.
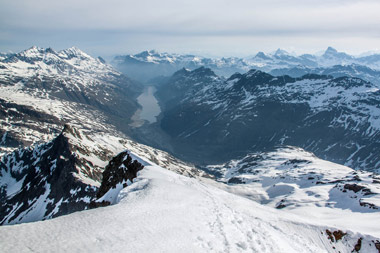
xmin=93 ymin=151 xmax=144 ymax=206
xmin=173 ymin=67 xmax=190 ymax=75
xmin=0 ymin=125 xmax=99 ymax=225
xmin=324 ymin=46 xmax=338 ymax=54
xmin=245 ymin=68 xmax=269 ymax=76
xmin=273 ymin=48 xmax=289 ymax=56
xmin=254 ymin=51 xmax=271 ymax=60
xmin=171 ymin=66 xmax=217 ymax=80
xmin=191 ymin=66 xmax=217 ymax=76
xmin=1 ymin=45 xmax=114 ymax=78
xmin=321 ymin=46 xmax=353 ymax=63
xmin=58 ymin=46 xmax=91 ymax=59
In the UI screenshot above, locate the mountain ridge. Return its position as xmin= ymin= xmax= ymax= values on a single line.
xmin=155 ymin=67 xmax=380 ymax=172
xmin=112 ymin=47 xmax=380 ymax=83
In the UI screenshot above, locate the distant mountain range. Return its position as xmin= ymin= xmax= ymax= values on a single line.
xmin=112 ymin=47 xmax=380 ymax=84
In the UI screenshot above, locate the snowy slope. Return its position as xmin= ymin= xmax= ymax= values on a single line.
xmin=206 ymin=147 xmax=380 ymax=234
xmin=1 ymin=164 xmax=379 ymax=252
xmin=0 ymin=122 xmax=209 ymax=225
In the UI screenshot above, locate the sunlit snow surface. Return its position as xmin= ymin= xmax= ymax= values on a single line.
xmin=1 ymin=164 xmax=379 ymax=253
xmin=207 ymin=147 xmax=380 ymax=237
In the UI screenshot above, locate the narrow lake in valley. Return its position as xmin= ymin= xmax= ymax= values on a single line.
xmin=131 ymin=86 xmax=161 ymax=127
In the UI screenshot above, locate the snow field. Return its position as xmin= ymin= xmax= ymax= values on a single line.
xmin=1 ymin=165 xmax=378 ymax=252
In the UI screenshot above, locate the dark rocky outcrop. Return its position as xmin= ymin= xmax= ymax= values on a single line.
xmin=325 ymin=229 xmax=347 ymax=242
xmin=344 ymin=184 xmax=373 ymax=195
xmin=1 ymin=124 xmax=146 ymax=224
xmin=90 ymin=152 xmax=144 ymax=208
xmin=0 ymin=126 xmax=99 ymax=225
xmin=353 ymin=238 xmax=362 ymax=252
xmin=374 ymin=240 xmax=380 ymax=253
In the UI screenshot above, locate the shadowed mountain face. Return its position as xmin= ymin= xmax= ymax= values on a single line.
xmin=0 ymin=125 xmax=100 ymax=225
xmin=0 ymin=124 xmax=150 ymax=225
xmin=155 ymin=67 xmax=380 ymax=172
xmin=269 ymin=64 xmax=380 ymax=86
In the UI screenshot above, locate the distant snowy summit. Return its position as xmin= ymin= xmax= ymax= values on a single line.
xmin=112 ymin=49 xmax=249 ymax=82
xmin=1 ymin=46 xmax=115 ymax=77
xmin=112 ymin=47 xmax=380 ymax=83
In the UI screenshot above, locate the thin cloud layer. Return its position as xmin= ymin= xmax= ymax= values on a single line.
xmin=0 ymin=0 xmax=379 ymax=56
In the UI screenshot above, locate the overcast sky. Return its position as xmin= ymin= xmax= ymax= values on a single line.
xmin=1 ymin=0 xmax=380 ymax=58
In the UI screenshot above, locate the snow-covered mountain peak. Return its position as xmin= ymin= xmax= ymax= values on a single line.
xmin=0 ymin=46 xmax=125 ymax=92
xmin=273 ymin=48 xmax=289 ymax=57
xmin=191 ymin=66 xmax=217 ymax=76
xmin=113 ymin=48 xmax=380 ymax=83
xmin=320 ymin=47 xmax=354 ymax=66
xmin=9 ymin=46 xmax=59 ymax=63
xmin=58 ymin=46 xmax=91 ymax=60
xmin=324 ymin=46 xmax=339 ymax=55
xmin=171 ymin=67 xmax=218 ymax=81
xmin=245 ymin=68 xmax=269 ymax=78
xmin=130 ymin=50 xmax=179 ymax=64
xmin=22 ymin=45 xmax=45 ymax=55
xmin=254 ymin=51 xmax=271 ymax=60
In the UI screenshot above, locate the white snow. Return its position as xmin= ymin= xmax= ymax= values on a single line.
xmin=1 ymin=164 xmax=378 ymax=252
xmin=207 ymin=147 xmax=380 ymax=238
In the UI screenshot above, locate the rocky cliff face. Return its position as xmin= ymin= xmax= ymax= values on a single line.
xmin=0 ymin=125 xmax=99 ymax=225
xmin=92 ymin=152 xmax=144 ymax=207
xmin=0 ymin=122 xmax=207 ymax=225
